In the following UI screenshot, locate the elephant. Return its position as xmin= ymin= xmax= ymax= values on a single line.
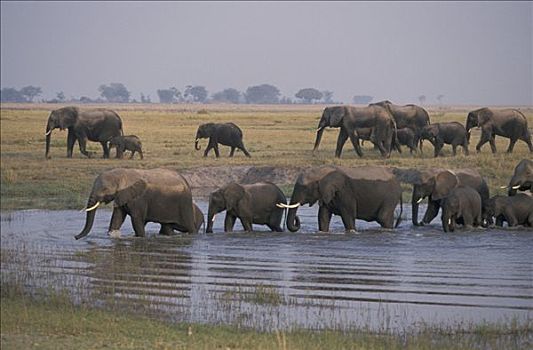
xmin=195 ymin=122 xmax=251 ymax=158
xmin=206 ymin=182 xmax=286 ymax=233
xmin=412 ymin=168 xmax=490 ymax=227
xmin=441 ymin=186 xmax=482 ymax=232
xmin=279 ymin=166 xmax=402 ymax=232
xmin=505 ymin=159 xmax=533 ymax=196
xmin=159 ymin=203 xmax=204 ymax=235
xmin=75 ymin=168 xmax=197 ymax=240
xmin=313 ymin=105 xmax=397 ymax=158
xmin=370 ymin=100 xmax=430 ymax=150
xmin=109 ymin=135 xmax=144 ymax=160
xmin=485 ymin=194 xmax=533 ymax=227
xmin=396 ymin=127 xmax=418 ymax=154
xmin=420 ymin=122 xmax=469 ymax=157
xmin=45 ymin=106 xmax=123 ymax=159
xmin=465 ymin=108 xmax=533 ymax=153
xmin=357 ymin=127 xmax=403 ymax=154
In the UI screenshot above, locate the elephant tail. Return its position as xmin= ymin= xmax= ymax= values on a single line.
xmin=395 ymin=194 xmax=403 ymax=229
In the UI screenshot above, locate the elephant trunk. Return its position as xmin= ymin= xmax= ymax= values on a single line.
xmin=507 ymin=177 xmax=522 ymax=196
xmin=195 ymin=139 xmax=201 ymax=151
xmin=75 ymin=198 xmax=98 ymax=240
xmin=286 ymin=207 xmax=301 ymax=232
xmin=313 ymin=127 xmax=325 ymax=151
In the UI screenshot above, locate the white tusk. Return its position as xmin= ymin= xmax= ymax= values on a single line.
xmin=448 ymin=218 xmax=452 ymax=225
xmin=316 ymin=128 xmax=322 ymax=132
xmin=195 ymin=138 xmax=200 ymax=142
xmin=45 ymin=130 xmax=52 ymax=136
xmin=284 ymin=202 xmax=301 ymax=209
xmin=211 ymin=214 xmax=217 ymax=222
xmin=500 ymin=185 xmax=509 ymax=189
xmin=416 ymin=198 xmax=423 ymax=204
xmin=85 ymin=202 xmax=100 ymax=212
xmin=276 ymin=203 xmax=286 ymax=208
xmin=512 ymin=185 xmax=521 ymax=190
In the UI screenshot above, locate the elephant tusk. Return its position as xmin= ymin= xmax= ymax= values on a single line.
xmin=85 ymin=202 xmax=100 ymax=212
xmin=211 ymin=214 xmax=217 ymax=222
xmin=416 ymin=198 xmax=424 ymax=204
xmin=512 ymin=185 xmax=521 ymax=190
xmin=316 ymin=128 xmax=322 ymax=132
xmin=276 ymin=203 xmax=286 ymax=208
xmin=448 ymin=218 xmax=452 ymax=225
xmin=500 ymin=185 xmax=509 ymax=189
xmin=45 ymin=129 xmax=52 ymax=136
xmin=279 ymin=202 xmax=301 ymax=209
xmin=195 ymin=138 xmax=200 ymax=142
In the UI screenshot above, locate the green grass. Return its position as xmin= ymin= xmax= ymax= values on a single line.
xmin=1 ymin=103 xmax=532 ymax=209
xmin=2 ymin=292 xmax=530 ymax=350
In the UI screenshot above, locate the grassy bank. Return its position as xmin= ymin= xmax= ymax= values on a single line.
xmin=1 ymin=103 xmax=532 ymax=209
xmin=2 ymin=293 xmax=530 ymax=350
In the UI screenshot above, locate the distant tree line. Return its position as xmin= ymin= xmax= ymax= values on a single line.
xmin=0 ymin=82 xmax=444 ymax=105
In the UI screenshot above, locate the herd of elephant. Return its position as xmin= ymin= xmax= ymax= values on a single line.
xmin=44 ymin=102 xmax=532 ymax=160
xmin=74 ymin=159 xmax=533 ymax=240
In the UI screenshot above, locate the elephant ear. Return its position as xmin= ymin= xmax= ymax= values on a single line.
xmin=115 ymin=180 xmax=147 ymax=206
xmin=58 ymin=107 xmax=78 ymax=129
xmin=428 ymin=125 xmax=439 ymax=138
xmin=223 ymin=183 xmax=246 ymax=212
xmin=432 ymin=171 xmax=458 ymax=200
xmin=329 ymin=107 xmax=345 ymax=127
xmin=318 ymin=171 xmax=344 ymax=205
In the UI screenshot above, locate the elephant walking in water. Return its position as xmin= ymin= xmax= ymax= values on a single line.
xmin=206 ymin=182 xmax=286 ymax=233
xmin=280 ymin=166 xmax=403 ymax=233
xmin=45 ymin=106 xmax=123 ymax=159
xmin=195 ymin=122 xmax=251 ymax=158
xmin=75 ymin=168 xmax=198 ymax=239
xmin=313 ymin=105 xmax=397 ymax=158
xmin=465 ymin=108 xmax=533 ymax=153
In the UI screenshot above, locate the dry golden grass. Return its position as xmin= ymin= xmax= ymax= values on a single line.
xmin=1 ymin=103 xmax=532 ymax=209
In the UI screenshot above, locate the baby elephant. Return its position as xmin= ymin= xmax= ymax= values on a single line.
xmin=486 ymin=194 xmax=533 ymax=227
xmin=421 ymin=122 xmax=469 ymax=157
xmin=441 ymin=186 xmax=482 ymax=232
xmin=206 ymin=182 xmax=286 ymax=233
xmin=159 ymin=203 xmax=205 ymax=234
xmin=109 ymin=135 xmax=144 ymax=159
xmin=195 ymin=122 xmax=251 ymax=158
xmin=396 ymin=127 xmax=418 ymax=154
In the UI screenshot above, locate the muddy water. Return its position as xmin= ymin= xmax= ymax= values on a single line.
xmin=1 ymin=203 xmax=532 ymax=332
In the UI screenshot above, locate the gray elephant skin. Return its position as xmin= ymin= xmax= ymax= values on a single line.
xmin=195 ymin=122 xmax=251 ymax=158
xmin=206 ymin=182 xmax=285 ymax=233
xmin=465 ymin=108 xmax=533 ymax=153
xmin=45 ymin=106 xmax=123 ymax=159
xmin=420 ymin=122 xmax=469 ymax=157
xmin=75 ymin=168 xmax=198 ymax=239
xmin=109 ymin=135 xmax=144 ymax=160
xmin=507 ymin=159 xmax=533 ymax=196
xmin=486 ymin=194 xmax=533 ymax=227
xmin=440 ymin=186 xmax=482 ymax=232
xmin=396 ymin=127 xmax=418 ymax=154
xmin=412 ymin=169 xmax=490 ymax=226
xmin=313 ymin=105 xmax=397 ymax=158
xmin=281 ymin=166 xmax=402 ymax=232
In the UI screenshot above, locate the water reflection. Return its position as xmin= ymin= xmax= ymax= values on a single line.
xmin=1 ymin=204 xmax=532 ymax=332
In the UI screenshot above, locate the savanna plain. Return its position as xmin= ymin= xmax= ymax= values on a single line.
xmin=1 ymin=103 xmax=532 ymax=349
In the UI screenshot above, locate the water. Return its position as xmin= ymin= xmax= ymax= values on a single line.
xmin=1 ymin=202 xmax=532 ymax=332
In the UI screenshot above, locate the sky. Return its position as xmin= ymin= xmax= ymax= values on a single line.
xmin=1 ymin=1 xmax=531 ymax=105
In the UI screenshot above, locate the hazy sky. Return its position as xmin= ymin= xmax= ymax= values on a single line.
xmin=1 ymin=1 xmax=531 ymax=105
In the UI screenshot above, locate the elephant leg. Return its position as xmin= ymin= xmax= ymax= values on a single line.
xmin=422 ymin=200 xmax=440 ymax=224
xmin=476 ymin=129 xmax=491 ymax=152
xmin=77 ymin=136 xmax=92 ymax=158
xmin=130 ymin=216 xmax=146 ymax=237
xmin=522 ymin=132 xmax=533 ymax=152
xmin=101 ymin=141 xmax=110 ymax=159
xmin=237 ymin=141 xmax=251 ymax=157
xmin=159 ymin=224 xmax=175 ymax=235
xmin=452 ymin=144 xmax=457 ymax=156
xmin=67 ymin=130 xmax=76 ymax=158
xmin=268 ymin=210 xmax=284 ymax=232
xmin=463 ymin=142 xmax=469 ymax=156
xmin=139 ymin=149 xmax=144 ymax=160
xmin=503 ymin=209 xmax=518 ymax=227
xmin=318 ymin=205 xmax=332 ymax=232
xmin=229 ymin=147 xmax=236 ymax=157
xmin=214 ymin=144 xmax=221 ymax=158
xmin=339 ymin=208 xmax=355 ymax=232
xmin=108 ymin=206 xmax=127 ymax=232
xmin=495 ymin=215 xmax=504 ymax=227
xmin=377 ymin=207 xmax=395 ymax=229
xmin=239 ymin=218 xmax=253 ymax=232
xmin=335 ymin=128 xmax=349 ymax=158
xmin=489 ymin=135 xmax=497 ymax=154
xmin=434 ymin=141 xmax=443 ymax=157
xmin=348 ymin=132 xmax=363 ymax=157
xmin=224 ymin=214 xmax=237 ymax=232
xmin=506 ymin=138 xmax=517 ymax=153
xmin=204 ymin=138 xmax=216 ymax=157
